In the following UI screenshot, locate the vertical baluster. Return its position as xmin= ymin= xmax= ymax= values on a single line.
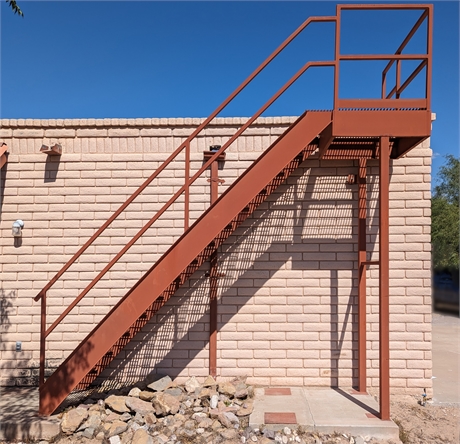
xmin=381 ymin=71 xmax=387 ymax=99
xmin=396 ymin=60 xmax=401 ymax=99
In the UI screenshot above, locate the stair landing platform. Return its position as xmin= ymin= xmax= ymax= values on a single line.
xmin=249 ymin=387 xmax=400 ymax=440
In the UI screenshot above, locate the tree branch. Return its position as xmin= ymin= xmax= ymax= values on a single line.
xmin=6 ymin=0 xmax=24 ymax=17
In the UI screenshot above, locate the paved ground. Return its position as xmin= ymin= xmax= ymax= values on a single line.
xmin=249 ymin=387 xmax=399 ymax=440
xmin=0 ymin=387 xmax=60 ymax=442
xmin=431 ymin=310 xmax=460 ymax=405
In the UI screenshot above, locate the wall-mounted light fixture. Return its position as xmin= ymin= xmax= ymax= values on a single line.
xmin=12 ymin=220 xmax=24 ymax=237
xmin=40 ymin=143 xmax=62 ymax=156
xmin=204 ymin=145 xmax=226 ymax=162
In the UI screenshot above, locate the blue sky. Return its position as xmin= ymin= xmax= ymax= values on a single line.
xmin=0 ymin=1 xmax=458 ymax=181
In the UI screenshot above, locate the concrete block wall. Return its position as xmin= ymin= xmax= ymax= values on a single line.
xmin=0 ymin=118 xmax=432 ymax=395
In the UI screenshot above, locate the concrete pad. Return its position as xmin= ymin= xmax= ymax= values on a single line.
xmin=0 ymin=387 xmax=61 ymax=442
xmin=250 ymin=387 xmax=399 ymax=440
xmin=250 ymin=387 xmax=314 ymax=430
xmin=304 ymin=388 xmax=399 ymax=439
xmin=432 ymin=312 xmax=460 ymax=405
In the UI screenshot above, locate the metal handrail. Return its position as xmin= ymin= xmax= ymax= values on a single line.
xmin=34 ymin=14 xmax=336 ymax=304
xmin=43 ymin=59 xmax=335 ymax=339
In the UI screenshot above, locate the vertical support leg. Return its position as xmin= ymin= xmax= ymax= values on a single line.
xmin=379 ymin=137 xmax=390 ymax=420
xmin=209 ymin=160 xmax=219 ymax=378
xmin=358 ymin=158 xmax=367 ymax=393
xmin=209 ymin=251 xmax=218 ymax=378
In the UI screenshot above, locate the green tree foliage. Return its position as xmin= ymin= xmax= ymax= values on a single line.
xmin=6 ymin=0 xmax=23 ymax=16
xmin=431 ymin=154 xmax=459 ymax=270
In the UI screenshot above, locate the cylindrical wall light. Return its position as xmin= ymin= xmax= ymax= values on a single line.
xmin=12 ymin=220 xmax=24 ymax=237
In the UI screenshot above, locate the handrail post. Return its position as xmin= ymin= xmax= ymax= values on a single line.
xmin=184 ymin=142 xmax=190 ymax=231
xmin=381 ymin=71 xmax=386 ymax=99
xmin=333 ymin=6 xmax=341 ymax=110
xmin=426 ymin=5 xmax=433 ymax=108
xmin=39 ymin=291 xmax=46 ymax=387
xmin=396 ymin=60 xmax=401 ymax=99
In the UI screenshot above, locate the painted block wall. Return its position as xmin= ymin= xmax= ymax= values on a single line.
xmin=0 ymin=118 xmax=432 ymax=395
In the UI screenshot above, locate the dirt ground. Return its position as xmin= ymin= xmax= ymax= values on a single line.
xmin=387 ymin=397 xmax=459 ymax=444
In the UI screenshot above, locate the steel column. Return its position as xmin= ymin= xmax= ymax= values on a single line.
xmin=209 ymin=251 xmax=218 ymax=378
xmin=358 ymin=158 xmax=367 ymax=393
xmin=209 ymin=158 xmax=220 ymax=378
xmin=379 ymin=137 xmax=390 ymax=420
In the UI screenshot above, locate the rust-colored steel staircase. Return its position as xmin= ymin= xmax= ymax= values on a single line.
xmin=35 ymin=4 xmax=433 ymax=416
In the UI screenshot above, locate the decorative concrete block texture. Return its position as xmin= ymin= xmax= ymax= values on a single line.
xmin=0 ymin=118 xmax=432 ymax=395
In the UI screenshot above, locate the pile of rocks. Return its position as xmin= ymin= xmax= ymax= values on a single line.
xmin=57 ymin=375 xmax=259 ymax=444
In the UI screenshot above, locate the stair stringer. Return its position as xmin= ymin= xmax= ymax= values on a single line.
xmin=39 ymin=111 xmax=332 ymax=415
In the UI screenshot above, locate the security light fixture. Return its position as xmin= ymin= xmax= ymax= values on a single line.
xmin=12 ymin=220 xmax=24 ymax=237
xmin=209 ymin=145 xmax=221 ymax=152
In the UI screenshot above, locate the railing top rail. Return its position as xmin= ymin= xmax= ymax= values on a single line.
xmin=338 ymin=4 xmax=432 ymax=10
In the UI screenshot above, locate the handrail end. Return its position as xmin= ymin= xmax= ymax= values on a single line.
xmin=34 ymin=292 xmax=43 ymax=302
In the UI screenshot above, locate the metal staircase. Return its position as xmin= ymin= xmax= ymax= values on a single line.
xmin=35 ymin=4 xmax=433 ymax=416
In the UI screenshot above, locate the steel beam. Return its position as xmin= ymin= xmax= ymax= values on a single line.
xmin=379 ymin=137 xmax=390 ymax=420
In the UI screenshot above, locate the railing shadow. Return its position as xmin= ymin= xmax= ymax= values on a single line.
xmin=44 ymin=155 xmax=61 ymax=183
xmin=332 ymin=387 xmax=379 ymax=417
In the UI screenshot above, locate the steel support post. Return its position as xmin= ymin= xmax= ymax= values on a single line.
xmin=209 ymin=160 xmax=219 ymax=378
xmin=379 ymin=137 xmax=390 ymax=420
xmin=358 ymin=158 xmax=367 ymax=393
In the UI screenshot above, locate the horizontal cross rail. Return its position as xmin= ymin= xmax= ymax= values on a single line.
xmin=340 ymin=54 xmax=428 ymax=61
xmin=386 ymin=60 xmax=428 ymax=99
